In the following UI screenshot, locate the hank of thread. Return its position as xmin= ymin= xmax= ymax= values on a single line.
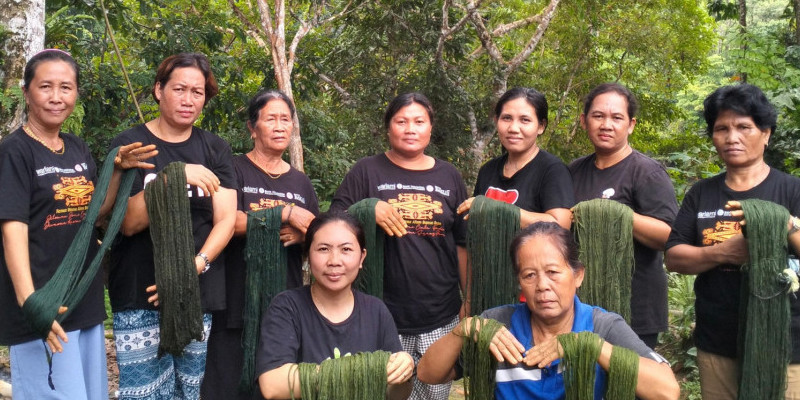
xmin=461 ymin=316 xmax=505 ymax=399
xmin=466 ymin=196 xmax=521 ymax=315
xmin=606 ymin=344 xmax=639 ymax=399
xmin=239 ymin=206 xmax=287 ymax=392
xmin=348 ymin=198 xmax=385 ymax=298
xmin=558 ymin=331 xmax=604 ymax=400
xmin=572 ymin=199 xmax=634 ymax=322
xmin=145 ymin=162 xmax=203 ymax=357
xmin=297 ymin=351 xmax=391 ymax=400
xmin=738 ymin=199 xmax=791 ymax=400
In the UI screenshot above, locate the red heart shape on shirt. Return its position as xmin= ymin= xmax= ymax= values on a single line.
xmin=485 ymin=187 xmax=519 ymax=204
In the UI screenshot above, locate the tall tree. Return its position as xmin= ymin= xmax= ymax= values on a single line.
xmin=739 ymin=0 xmax=748 ymax=82
xmin=229 ymin=0 xmax=357 ymax=171
xmin=0 ymin=0 xmax=45 ymax=136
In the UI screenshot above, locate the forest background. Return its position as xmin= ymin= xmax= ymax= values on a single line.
xmin=1 ymin=0 xmax=800 ymax=397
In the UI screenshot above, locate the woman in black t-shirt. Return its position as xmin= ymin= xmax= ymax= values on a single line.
xmin=256 ymin=212 xmax=413 ymax=399
xmin=0 ymin=49 xmax=154 ymax=399
xmin=329 ymin=92 xmax=468 ymax=400
xmin=201 ymin=90 xmax=319 ymax=400
xmin=666 ymin=84 xmax=800 ymax=399
xmin=457 ymin=87 xmax=574 ymax=229
xmin=109 ymin=53 xmax=237 ymax=400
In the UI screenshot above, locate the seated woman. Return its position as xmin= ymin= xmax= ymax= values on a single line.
xmin=256 ymin=212 xmax=414 ymax=399
xmin=417 ymin=222 xmax=680 ymax=400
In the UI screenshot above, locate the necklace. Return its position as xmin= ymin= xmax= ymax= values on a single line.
xmin=23 ymin=124 xmax=64 ymax=154
xmin=249 ymin=151 xmax=286 ymax=179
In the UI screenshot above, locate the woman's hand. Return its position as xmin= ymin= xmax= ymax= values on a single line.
xmin=46 ymin=306 xmax=69 ymax=353
xmin=375 ymin=201 xmax=407 ymax=237
xmin=456 ymin=197 xmax=475 ymax=220
xmin=185 ymin=164 xmax=221 ymax=196
xmin=146 ymin=285 xmax=159 ymax=307
xmin=386 ymin=351 xmax=415 ymax=384
xmin=114 ymin=142 xmax=158 ymax=170
xmin=279 ymin=225 xmax=304 ymax=246
xmin=523 ymin=334 xmax=563 ymax=369
xmin=453 ymin=317 xmax=525 ymax=364
xmin=284 ymin=205 xmax=315 ymax=235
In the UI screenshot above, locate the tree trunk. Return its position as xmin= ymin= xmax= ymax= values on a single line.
xmin=738 ymin=0 xmax=747 ymax=82
xmin=0 ymin=0 xmax=45 ymax=137
xmin=794 ymin=0 xmax=800 ymax=45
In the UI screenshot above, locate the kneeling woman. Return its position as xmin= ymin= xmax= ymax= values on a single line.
xmin=417 ymin=222 xmax=679 ymax=400
xmin=256 ymin=212 xmax=414 ymax=399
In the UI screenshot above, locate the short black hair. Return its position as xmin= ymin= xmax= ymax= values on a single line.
xmin=303 ymin=212 xmax=366 ymax=258
xmin=582 ymin=82 xmax=639 ymax=119
xmin=509 ymin=222 xmax=582 ymax=275
xmin=383 ymin=92 xmax=434 ymax=129
xmin=702 ymin=84 xmax=777 ymax=137
xmin=24 ymin=49 xmax=80 ymax=90
xmin=153 ymin=53 xmax=219 ymax=105
xmin=494 ymin=87 xmax=548 ymax=129
xmin=246 ymin=89 xmax=295 ymax=129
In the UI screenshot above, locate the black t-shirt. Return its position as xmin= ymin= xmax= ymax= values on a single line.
xmin=569 ymin=150 xmax=678 ymax=335
xmin=220 ymin=154 xmax=319 ymax=329
xmin=255 ymin=286 xmax=402 ymax=375
xmin=473 ymin=150 xmax=575 ymax=212
xmin=329 ymin=154 xmax=468 ymax=334
xmin=108 ymin=124 xmax=235 ymax=312
xmin=0 ymin=128 xmax=105 ymax=345
xmin=666 ymin=169 xmax=800 ymax=362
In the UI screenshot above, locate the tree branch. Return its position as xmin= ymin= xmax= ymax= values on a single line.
xmin=506 ymin=0 xmax=560 ymax=76
xmin=309 ymin=64 xmax=355 ymax=106
xmin=226 ymin=0 xmax=269 ymax=48
xmin=467 ymin=0 xmax=506 ymax=65
xmin=492 ymin=13 xmax=543 ymax=36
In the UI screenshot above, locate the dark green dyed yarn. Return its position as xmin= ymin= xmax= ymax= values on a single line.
xmin=239 ymin=206 xmax=287 ymax=393
xmin=738 ymin=199 xmax=791 ymax=400
xmin=145 ymin=162 xmax=203 ymax=357
xmin=558 ymin=331 xmax=604 ymax=400
xmin=22 ymin=147 xmax=135 ymax=339
xmin=461 ymin=317 xmax=504 ymax=400
xmin=296 ymin=351 xmax=391 ymax=400
xmin=466 ymin=196 xmax=521 ymax=314
xmin=572 ymin=199 xmax=634 ymax=322
xmin=348 ymin=198 xmax=385 ymax=298
xmin=607 ymin=345 xmax=639 ymax=399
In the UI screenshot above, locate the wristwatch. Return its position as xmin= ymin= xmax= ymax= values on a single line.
xmin=196 ymin=252 xmax=211 ymax=274
xmin=790 ymin=216 xmax=800 ymax=235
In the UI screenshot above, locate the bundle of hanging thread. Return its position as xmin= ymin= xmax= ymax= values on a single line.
xmin=466 ymin=196 xmax=520 ymax=314
xmin=459 ymin=317 xmax=505 ymax=400
xmin=558 ymin=331 xmax=637 ymax=399
xmin=22 ymin=147 xmax=135 ymax=339
xmin=292 ymin=350 xmax=391 ymax=399
xmin=144 ymin=162 xmax=203 ymax=357
xmin=738 ymin=199 xmax=792 ymax=400
xmin=348 ymin=198 xmax=385 ymax=298
xmin=239 ymin=206 xmax=287 ymax=392
xmin=572 ymin=199 xmax=634 ymax=322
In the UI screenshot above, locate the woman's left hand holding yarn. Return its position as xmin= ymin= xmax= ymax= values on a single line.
xmin=386 ymin=351 xmax=415 ymax=384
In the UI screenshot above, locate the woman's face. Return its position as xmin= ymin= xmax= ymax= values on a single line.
xmin=24 ymin=60 xmax=78 ymax=131
xmin=711 ymin=110 xmax=770 ymax=169
xmin=580 ymin=92 xmax=636 ymax=155
xmin=517 ymin=235 xmax=584 ymax=323
xmin=496 ymin=97 xmax=544 ymax=157
xmin=250 ymin=99 xmax=293 ymax=154
xmin=387 ymin=102 xmax=432 ymax=158
xmin=308 ymin=221 xmax=366 ymax=293
xmin=155 ymin=67 xmax=206 ymax=129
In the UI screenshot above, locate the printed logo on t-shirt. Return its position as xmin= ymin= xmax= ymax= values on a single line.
xmin=377 ymin=182 xmax=451 ymax=197
xmin=144 ymin=172 xmax=216 ymax=198
xmin=249 ymin=198 xmax=293 ymax=211
xmin=701 ymin=220 xmax=741 ymax=246
xmin=242 ymin=186 xmax=307 ymax=206
xmin=44 ymin=176 xmax=94 ymax=230
xmin=388 ymin=193 xmax=445 ymax=237
xmin=601 ymin=188 xmax=615 ymax=199
xmin=485 ymin=187 xmax=519 ymax=205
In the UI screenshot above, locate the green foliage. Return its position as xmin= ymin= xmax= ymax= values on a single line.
xmin=659 ymin=272 xmax=700 ymax=399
